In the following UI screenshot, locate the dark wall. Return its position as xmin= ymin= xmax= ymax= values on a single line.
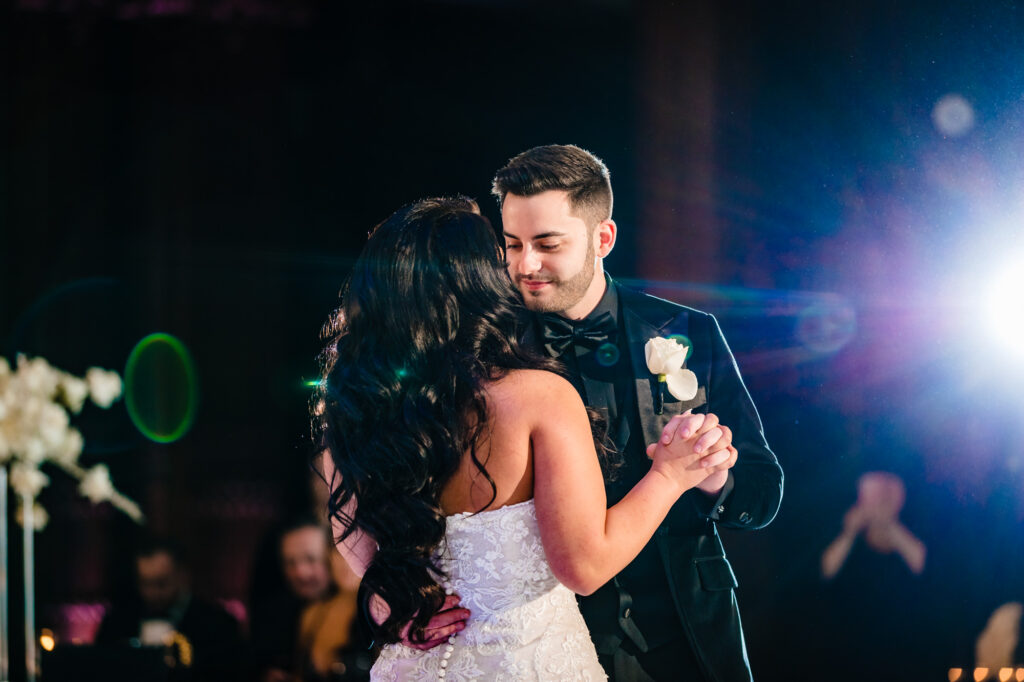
xmin=4 ymin=1 xmax=1024 ymax=680
xmin=2 ymin=0 xmax=642 ymax=668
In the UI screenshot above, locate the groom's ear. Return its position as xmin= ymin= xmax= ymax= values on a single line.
xmin=596 ymin=219 xmax=617 ymax=258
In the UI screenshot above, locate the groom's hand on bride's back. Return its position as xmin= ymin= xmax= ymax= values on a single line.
xmin=400 ymin=595 xmax=470 ymax=651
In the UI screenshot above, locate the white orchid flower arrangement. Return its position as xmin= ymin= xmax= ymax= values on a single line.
xmin=644 ymin=337 xmax=698 ymax=414
xmin=0 ymin=354 xmax=143 ymax=529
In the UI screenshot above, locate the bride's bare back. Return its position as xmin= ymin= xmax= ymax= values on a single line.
xmin=437 ymin=369 xmax=548 ymax=516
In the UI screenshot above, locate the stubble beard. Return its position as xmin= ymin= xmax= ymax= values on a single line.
xmin=517 ymin=238 xmax=597 ymax=315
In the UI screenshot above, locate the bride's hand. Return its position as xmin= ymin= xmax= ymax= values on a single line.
xmin=651 ymin=411 xmax=728 ymax=460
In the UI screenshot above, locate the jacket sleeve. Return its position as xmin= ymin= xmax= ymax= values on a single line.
xmin=699 ymin=312 xmax=783 ymax=530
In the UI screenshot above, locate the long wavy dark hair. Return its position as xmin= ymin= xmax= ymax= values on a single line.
xmin=312 ymin=197 xmax=579 ymax=645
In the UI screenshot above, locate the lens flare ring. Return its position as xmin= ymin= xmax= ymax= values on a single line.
xmin=124 ymin=333 xmax=199 ymax=444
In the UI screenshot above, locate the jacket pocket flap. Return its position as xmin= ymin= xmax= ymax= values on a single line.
xmin=695 ymin=555 xmax=738 ymax=591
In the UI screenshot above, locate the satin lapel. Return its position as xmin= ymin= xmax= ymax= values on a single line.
xmin=620 ymin=285 xmax=706 ymax=448
xmin=622 ymin=294 xmax=678 ymax=448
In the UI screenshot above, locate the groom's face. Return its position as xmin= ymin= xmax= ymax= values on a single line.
xmin=502 ymin=190 xmax=601 ymax=318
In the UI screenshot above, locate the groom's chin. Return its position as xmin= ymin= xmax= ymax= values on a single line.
xmin=519 ymin=289 xmax=550 ymax=308
xmin=522 ymin=300 xmax=566 ymax=316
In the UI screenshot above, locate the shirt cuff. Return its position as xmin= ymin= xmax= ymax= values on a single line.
xmin=705 ymin=471 xmax=735 ymax=521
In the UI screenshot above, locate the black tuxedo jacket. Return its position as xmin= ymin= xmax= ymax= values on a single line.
xmin=580 ymin=281 xmax=783 ymax=682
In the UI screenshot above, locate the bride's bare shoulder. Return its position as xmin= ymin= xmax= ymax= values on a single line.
xmin=484 ymin=369 xmax=582 ymax=414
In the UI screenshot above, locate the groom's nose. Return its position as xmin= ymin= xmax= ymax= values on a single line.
xmin=516 ymin=246 xmax=542 ymax=276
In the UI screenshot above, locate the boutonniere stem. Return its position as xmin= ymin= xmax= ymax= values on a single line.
xmin=655 ymin=373 xmax=666 ymax=415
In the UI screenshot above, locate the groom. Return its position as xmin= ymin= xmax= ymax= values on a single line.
xmin=491 ymin=144 xmax=783 ymax=682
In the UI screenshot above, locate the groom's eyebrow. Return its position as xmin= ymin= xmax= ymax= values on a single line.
xmin=503 ymin=231 xmax=567 ymax=240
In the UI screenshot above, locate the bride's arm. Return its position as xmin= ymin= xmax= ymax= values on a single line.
xmin=521 ymin=370 xmax=720 ymax=596
xmin=321 ymin=452 xmax=376 ymax=578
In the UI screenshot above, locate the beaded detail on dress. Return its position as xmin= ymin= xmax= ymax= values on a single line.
xmin=370 ymin=500 xmax=606 ymax=681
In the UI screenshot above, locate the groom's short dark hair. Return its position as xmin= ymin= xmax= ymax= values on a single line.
xmin=491 ymin=144 xmax=613 ymax=228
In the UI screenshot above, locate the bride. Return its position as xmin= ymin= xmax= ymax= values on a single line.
xmin=312 ymin=197 xmax=728 ymax=680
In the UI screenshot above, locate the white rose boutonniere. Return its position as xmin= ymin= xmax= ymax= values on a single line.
xmin=644 ymin=336 xmax=698 ymax=414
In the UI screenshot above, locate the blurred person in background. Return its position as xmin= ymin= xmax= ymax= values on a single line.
xmin=295 ymin=545 xmax=372 ymax=681
xmin=95 ymin=537 xmax=244 ymax=681
xmin=251 ymin=518 xmax=370 ymax=682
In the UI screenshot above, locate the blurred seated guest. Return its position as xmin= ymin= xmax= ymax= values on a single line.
xmin=296 ymin=548 xmax=372 ymax=681
xmin=95 ymin=537 xmax=243 ymax=681
xmin=251 ymin=518 xmax=335 ymax=681
xmin=282 ymin=520 xmax=336 ymax=604
xmin=251 ymin=518 xmax=371 ymax=681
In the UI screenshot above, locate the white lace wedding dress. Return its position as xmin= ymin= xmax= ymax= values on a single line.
xmin=370 ymin=499 xmax=607 ymax=681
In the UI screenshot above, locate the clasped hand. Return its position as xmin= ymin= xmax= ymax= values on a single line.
xmin=645 ymin=411 xmax=737 ymax=495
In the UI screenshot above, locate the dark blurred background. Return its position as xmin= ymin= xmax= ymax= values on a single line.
xmin=3 ymin=0 xmax=1024 ymax=680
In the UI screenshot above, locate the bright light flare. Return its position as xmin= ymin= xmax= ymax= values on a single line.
xmin=984 ymin=260 xmax=1024 ymax=358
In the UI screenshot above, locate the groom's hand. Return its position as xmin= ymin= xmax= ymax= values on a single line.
xmin=401 ymin=595 xmax=470 ymax=651
xmin=688 ymin=414 xmax=735 ymax=495
xmin=695 ymin=446 xmax=736 ymax=496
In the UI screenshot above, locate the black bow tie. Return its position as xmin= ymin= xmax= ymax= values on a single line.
xmin=540 ymin=311 xmax=617 ymax=358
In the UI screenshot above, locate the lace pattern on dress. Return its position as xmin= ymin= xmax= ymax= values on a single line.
xmin=371 ymin=500 xmax=606 ymax=681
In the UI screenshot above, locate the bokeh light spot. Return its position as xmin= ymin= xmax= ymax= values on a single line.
xmin=796 ymin=299 xmax=857 ymax=354
xmin=124 ymin=333 xmax=198 ymax=443
xmin=932 ymin=93 xmax=976 ymax=137
xmin=595 ymin=342 xmax=620 ymax=367
xmin=667 ymin=334 xmax=694 ymax=361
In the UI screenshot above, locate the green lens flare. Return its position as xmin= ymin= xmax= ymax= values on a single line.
xmin=124 ymin=333 xmax=198 ymax=443
xmin=667 ymin=334 xmax=694 ymax=361
xmin=595 ymin=342 xmax=621 ymax=367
